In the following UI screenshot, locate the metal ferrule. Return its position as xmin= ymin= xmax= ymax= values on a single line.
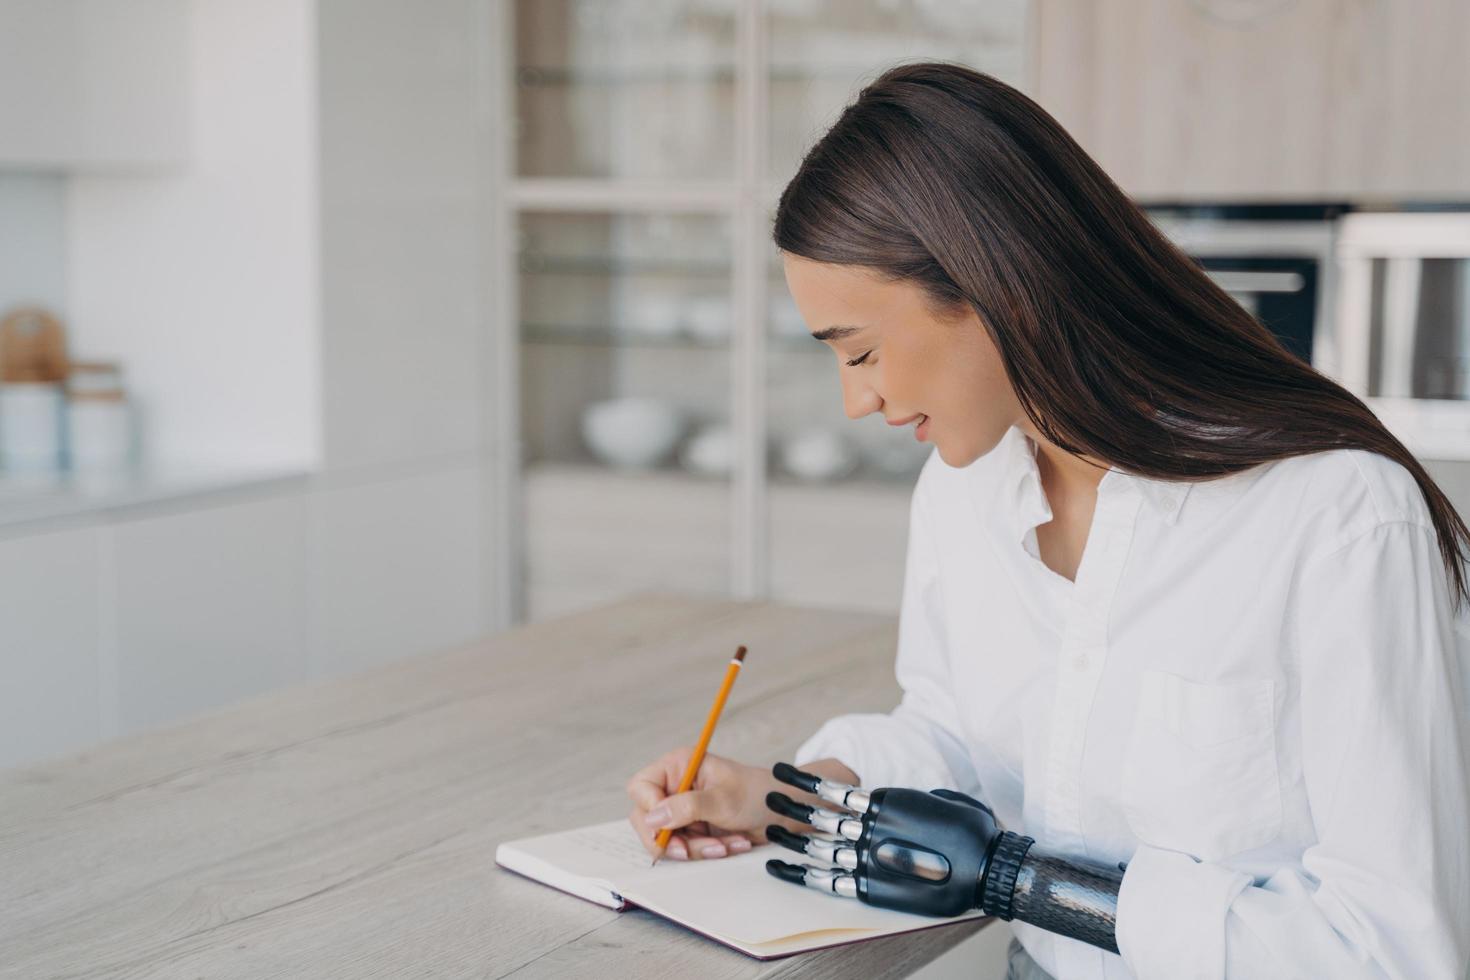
xmin=807 ymin=805 xmax=864 ymax=840
xmin=803 ymin=832 xmax=860 ymax=870
xmin=815 ymin=779 xmax=872 ymax=814
xmin=802 ymin=864 xmax=859 ymax=898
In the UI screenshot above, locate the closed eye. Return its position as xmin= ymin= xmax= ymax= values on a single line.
xmin=845 ymin=351 xmax=872 ymax=367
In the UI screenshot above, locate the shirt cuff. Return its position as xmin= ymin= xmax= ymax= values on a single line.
xmin=793 ymin=715 xmax=875 ymax=784
xmin=1117 ymin=844 xmax=1253 ymax=980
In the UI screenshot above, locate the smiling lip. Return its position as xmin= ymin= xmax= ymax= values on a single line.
xmin=887 ymin=413 xmax=925 ymax=427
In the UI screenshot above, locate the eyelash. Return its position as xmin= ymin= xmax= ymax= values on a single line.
xmin=845 ymin=351 xmax=873 ymax=367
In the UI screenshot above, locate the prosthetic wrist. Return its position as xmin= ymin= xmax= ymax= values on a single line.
xmin=764 ymin=763 xmax=1123 ymax=954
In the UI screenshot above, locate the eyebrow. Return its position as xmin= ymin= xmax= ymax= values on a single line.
xmin=810 ymin=325 xmax=865 ymax=342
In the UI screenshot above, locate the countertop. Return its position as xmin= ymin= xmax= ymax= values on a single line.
xmin=0 ymin=594 xmax=990 ymax=978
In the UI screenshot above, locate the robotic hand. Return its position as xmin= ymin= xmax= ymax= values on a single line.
xmin=763 ymin=763 xmax=1123 ymax=954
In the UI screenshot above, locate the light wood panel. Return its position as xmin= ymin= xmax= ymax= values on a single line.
xmin=1033 ymin=0 xmax=1470 ymax=200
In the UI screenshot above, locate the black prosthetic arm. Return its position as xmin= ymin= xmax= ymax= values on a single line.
xmin=763 ymin=762 xmax=1123 ymax=954
xmin=1008 ymin=845 xmax=1123 ymax=954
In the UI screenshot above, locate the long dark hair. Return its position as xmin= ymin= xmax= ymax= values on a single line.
xmin=772 ymin=60 xmax=1470 ymax=612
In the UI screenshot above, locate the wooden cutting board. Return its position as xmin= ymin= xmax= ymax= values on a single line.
xmin=0 ymin=306 xmax=69 ymax=383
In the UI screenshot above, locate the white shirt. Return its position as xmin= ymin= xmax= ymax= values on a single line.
xmin=794 ymin=423 xmax=1470 ymax=979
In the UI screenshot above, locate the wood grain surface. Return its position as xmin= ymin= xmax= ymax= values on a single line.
xmin=0 ymin=594 xmax=989 ymax=978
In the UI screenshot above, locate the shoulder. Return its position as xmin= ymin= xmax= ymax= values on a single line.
xmin=1261 ymin=446 xmax=1437 ymax=559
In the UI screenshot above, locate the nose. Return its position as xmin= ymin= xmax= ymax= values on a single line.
xmin=839 ymin=370 xmax=882 ymax=420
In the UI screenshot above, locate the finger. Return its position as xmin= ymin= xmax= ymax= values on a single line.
xmin=629 ymin=806 xmax=658 ymax=856
xmin=772 ymin=762 xmax=871 ymax=814
xmin=765 ymin=791 xmax=865 ymax=840
xmin=631 ymin=804 xmax=697 ymax=862
xmin=683 ymin=832 xmax=729 ymax=860
xmin=631 ymin=805 xmax=682 ymax=859
xmin=766 ymin=824 xmax=858 ymax=870
xmin=765 ymin=859 xmax=858 ymax=898
xmin=653 ymin=788 xmax=715 ymax=833
xmin=627 ymin=766 xmax=672 ymax=812
xmin=625 ymin=747 xmax=698 ymax=810
xmin=701 ymin=822 xmax=752 ymax=853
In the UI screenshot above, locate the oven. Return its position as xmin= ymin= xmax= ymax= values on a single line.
xmin=1144 ymin=203 xmax=1346 ymax=370
xmin=1334 ymin=211 xmax=1470 ymax=460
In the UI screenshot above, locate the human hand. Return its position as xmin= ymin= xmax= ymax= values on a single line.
xmin=625 ymin=747 xmax=778 ymax=861
xmin=626 ymin=750 xmax=861 ymax=861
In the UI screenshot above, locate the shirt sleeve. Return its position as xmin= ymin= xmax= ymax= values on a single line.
xmin=1116 ymin=520 xmax=1470 ymax=980
xmin=793 ymin=468 xmax=980 ymax=795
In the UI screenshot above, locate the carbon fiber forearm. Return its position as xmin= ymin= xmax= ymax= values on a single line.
xmin=1008 ymin=848 xmax=1123 ymax=954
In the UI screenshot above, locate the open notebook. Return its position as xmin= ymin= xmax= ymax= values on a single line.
xmin=495 ymin=819 xmax=989 ymax=960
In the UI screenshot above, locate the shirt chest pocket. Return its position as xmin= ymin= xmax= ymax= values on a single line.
xmin=1119 ymin=669 xmax=1283 ymax=863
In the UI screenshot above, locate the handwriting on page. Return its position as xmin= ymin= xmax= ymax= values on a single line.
xmin=575 ymin=822 xmax=657 ymax=869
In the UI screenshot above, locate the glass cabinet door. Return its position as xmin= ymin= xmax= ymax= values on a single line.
xmin=762 ymin=2 xmax=1032 ymax=613
xmin=516 ymin=0 xmax=738 ymax=180
xmin=507 ymin=0 xmax=1035 ymax=620
xmin=766 ymin=0 xmax=1032 ymax=182
xmin=518 ymin=211 xmax=734 ymax=621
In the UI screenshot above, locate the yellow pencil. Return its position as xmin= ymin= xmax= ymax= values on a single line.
xmin=651 ymin=645 xmax=748 ymax=867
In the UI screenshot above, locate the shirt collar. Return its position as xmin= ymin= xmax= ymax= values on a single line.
xmin=999 ymin=423 xmax=1193 ymax=530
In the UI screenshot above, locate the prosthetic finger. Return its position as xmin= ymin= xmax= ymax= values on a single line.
xmin=765 ymin=824 xmax=860 ymax=870
xmin=765 ymin=791 xmax=865 ymax=840
xmin=771 ymin=762 xmax=872 ymax=814
xmin=765 ymin=859 xmax=859 ymax=898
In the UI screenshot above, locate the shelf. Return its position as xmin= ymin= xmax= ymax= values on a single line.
xmin=524 ymin=456 xmax=920 ymax=489
xmin=519 ymin=252 xmax=788 ymax=278
xmin=515 ymin=66 xmax=904 ymax=86
xmin=519 ymin=254 xmax=729 ymax=277
xmin=0 ymin=463 xmax=311 ymax=536
xmin=522 ymin=323 xmax=822 ymax=350
xmin=522 ymin=460 xmax=913 ymax=620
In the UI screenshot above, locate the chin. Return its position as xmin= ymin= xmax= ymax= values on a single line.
xmin=933 ymin=432 xmax=997 ymax=469
xmin=934 ymin=441 xmax=973 ymax=468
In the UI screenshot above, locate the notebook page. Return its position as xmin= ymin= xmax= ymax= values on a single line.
xmin=495 ymin=819 xmax=670 ymax=896
xmin=500 ymin=821 xmax=985 ymax=948
xmin=602 ymin=822 xmax=985 ymax=946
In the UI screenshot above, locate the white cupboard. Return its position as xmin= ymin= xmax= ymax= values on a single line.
xmin=107 ymin=494 xmax=309 ymax=736
xmin=0 ymin=527 xmax=101 ymax=769
xmin=0 ymin=0 xmax=188 ymax=171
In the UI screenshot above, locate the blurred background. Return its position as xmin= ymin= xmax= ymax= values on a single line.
xmin=2 ymin=0 xmax=1469 ymax=775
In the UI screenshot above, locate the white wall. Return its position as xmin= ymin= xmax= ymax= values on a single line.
xmin=64 ymin=0 xmax=320 ymax=471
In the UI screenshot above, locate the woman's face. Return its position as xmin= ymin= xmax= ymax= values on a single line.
xmin=781 ymin=253 xmax=1023 ymax=469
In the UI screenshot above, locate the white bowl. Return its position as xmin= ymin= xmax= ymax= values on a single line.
xmin=581 ymin=397 xmax=685 ymax=469
xmin=779 ymin=427 xmax=858 ymax=482
xmin=678 ymin=422 xmax=733 ymax=477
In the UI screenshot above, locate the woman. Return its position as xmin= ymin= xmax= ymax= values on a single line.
xmin=625 ymin=61 xmax=1470 ymax=979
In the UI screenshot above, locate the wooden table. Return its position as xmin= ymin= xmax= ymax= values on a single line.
xmin=0 ymin=595 xmax=990 ymax=978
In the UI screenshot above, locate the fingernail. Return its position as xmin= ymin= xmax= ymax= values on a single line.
xmin=702 ymin=843 xmax=727 ymax=858
xmin=669 ymin=841 xmax=687 ymax=859
xmin=644 ymin=806 xmax=671 ymax=828
xmin=729 ymin=839 xmax=751 ymax=852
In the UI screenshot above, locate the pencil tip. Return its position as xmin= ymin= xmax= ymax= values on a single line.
xmin=650 ymin=856 xmax=659 ymax=868
xmin=735 ymin=645 xmax=747 ymax=662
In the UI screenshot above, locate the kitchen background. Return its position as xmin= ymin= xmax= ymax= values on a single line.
xmin=2 ymin=0 xmax=1468 ymax=782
